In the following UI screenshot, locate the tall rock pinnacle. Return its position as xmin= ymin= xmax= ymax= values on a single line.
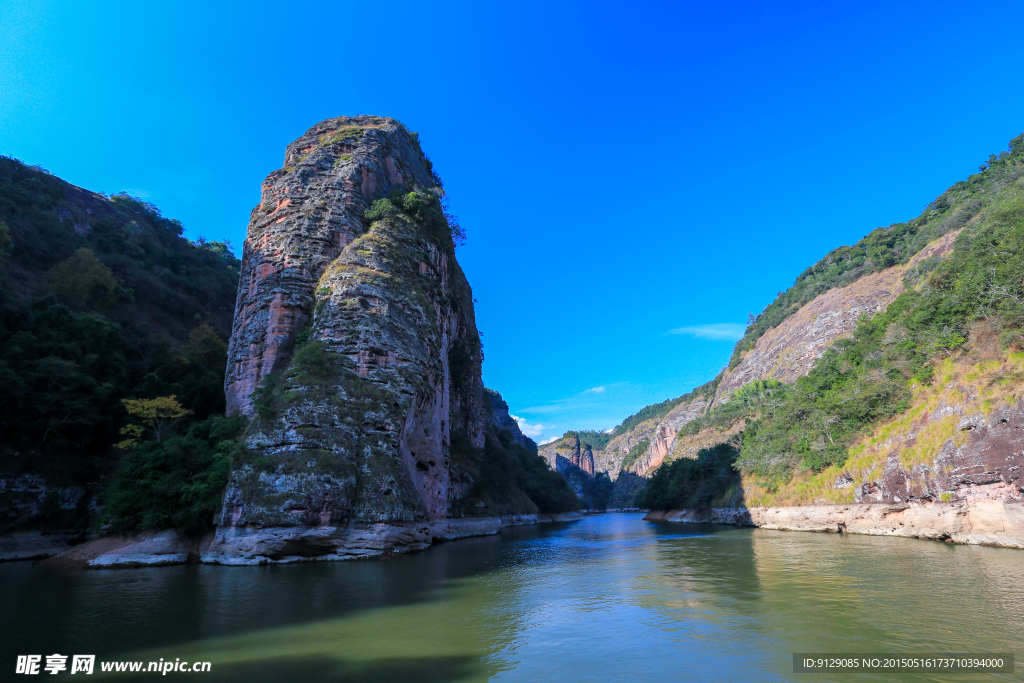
xmin=214 ymin=116 xmax=489 ymax=557
xmin=225 ymin=116 xmax=437 ymax=415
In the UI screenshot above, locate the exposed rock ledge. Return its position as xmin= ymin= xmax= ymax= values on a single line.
xmin=0 ymin=531 xmax=95 ymax=562
xmin=38 ymin=513 xmax=583 ymax=568
xmin=644 ymin=501 xmax=1024 ymax=548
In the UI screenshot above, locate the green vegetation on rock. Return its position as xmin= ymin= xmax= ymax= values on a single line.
xmin=560 ymin=429 xmax=612 ymax=450
xmin=637 ymin=443 xmax=741 ymax=510
xmin=585 ymin=376 xmax=721 ymax=448
xmin=620 ymin=439 xmax=650 ymax=472
xmin=615 ymin=397 xmax=688 ymax=435
xmin=0 ymin=157 xmax=239 ymax=494
xmin=450 ymin=427 xmax=581 ymax=515
xmin=682 ymin=378 xmax=784 ymax=436
xmin=728 ymin=134 xmax=1024 ymax=370
xmin=645 ymin=133 xmax=1024 ymax=510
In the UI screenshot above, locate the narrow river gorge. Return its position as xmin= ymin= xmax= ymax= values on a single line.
xmin=3 ymin=514 xmax=1020 ymax=682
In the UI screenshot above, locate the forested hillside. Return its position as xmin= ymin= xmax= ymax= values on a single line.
xmin=639 ymin=133 xmax=1024 ymax=510
xmin=0 ymin=157 xmax=240 ymax=529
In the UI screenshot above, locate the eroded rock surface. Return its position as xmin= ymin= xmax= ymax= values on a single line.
xmin=645 ymin=500 xmax=1024 ymax=548
xmin=217 ymin=117 xmax=494 ymax=557
xmin=713 ymin=231 xmax=959 ymax=403
xmin=628 ymin=397 xmax=709 ymax=476
xmin=225 ymin=116 xmax=437 ymax=415
xmin=854 ymin=400 xmax=1024 ymax=505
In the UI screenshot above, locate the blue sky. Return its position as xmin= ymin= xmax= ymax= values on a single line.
xmin=3 ymin=1 xmax=1024 ymax=443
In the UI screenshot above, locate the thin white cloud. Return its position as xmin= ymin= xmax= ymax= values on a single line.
xmin=667 ymin=323 xmax=745 ymax=341
xmin=511 ymin=414 xmax=553 ymax=438
xmin=539 ymin=436 xmax=559 ymax=445
xmin=521 ymin=382 xmax=629 ymax=416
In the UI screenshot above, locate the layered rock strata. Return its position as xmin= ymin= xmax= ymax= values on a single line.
xmin=539 ymin=433 xmax=594 ymax=476
xmin=591 ymin=230 xmax=963 ymax=487
xmin=215 ymin=117 xmax=504 ymax=560
xmin=42 ymin=513 xmax=585 ymax=568
xmin=627 ymin=396 xmax=709 ymax=476
xmin=225 ymin=116 xmax=439 ymax=415
xmin=645 ymin=501 xmax=1024 ymax=549
xmin=712 ymin=230 xmax=959 ymax=403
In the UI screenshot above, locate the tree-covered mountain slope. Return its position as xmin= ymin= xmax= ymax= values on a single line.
xmin=0 ymin=156 xmax=240 ymax=531
xmin=215 ymin=116 xmax=578 ymax=551
xmin=1 ymin=120 xmax=582 ymax=551
xmin=556 ymin=134 xmax=1024 ymax=512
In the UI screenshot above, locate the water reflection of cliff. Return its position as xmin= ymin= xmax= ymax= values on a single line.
xmin=2 ymin=531 xmax=531 ymax=683
xmin=6 ymin=515 xmax=1023 ymax=683
xmin=642 ymin=524 xmax=1024 ymax=680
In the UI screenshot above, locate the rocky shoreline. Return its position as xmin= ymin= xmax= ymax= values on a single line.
xmin=644 ymin=501 xmax=1024 ymax=548
xmin=20 ymin=512 xmax=583 ymax=568
xmin=0 ymin=530 xmax=95 ymax=562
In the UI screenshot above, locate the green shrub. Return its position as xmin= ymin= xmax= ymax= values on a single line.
xmin=637 ymin=443 xmax=740 ymax=510
xmin=364 ymin=189 xmax=465 ymax=248
xmin=451 ymin=427 xmax=580 ymax=515
xmin=729 ymin=378 xmax=782 ymax=405
xmin=620 ymin=439 xmax=650 ymax=471
xmin=364 ymin=197 xmax=398 ymax=221
xmin=728 ymin=134 xmax=1024 ymax=369
xmin=103 ymin=414 xmax=244 ymax=534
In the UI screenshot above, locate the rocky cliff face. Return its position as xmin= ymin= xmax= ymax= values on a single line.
xmin=541 ymin=439 xmax=611 ymax=478
xmin=541 ymin=230 xmax=962 ymax=498
xmin=536 ymin=396 xmax=711 ymax=504
xmin=225 ymin=116 xmax=440 ymax=416
xmin=553 ymin=438 xmax=594 ymax=476
xmin=536 ymin=433 xmax=605 ymax=506
xmin=486 ymin=388 xmax=534 ymax=447
xmin=712 ymin=231 xmax=959 ymax=404
xmin=774 ymin=337 xmax=1024 ymax=508
xmin=546 ymin=434 xmax=594 ymax=475
xmin=856 ymin=401 xmax=1024 ymax=505
xmin=217 ymin=117 xmax=492 ymax=551
xmin=628 ymin=397 xmax=709 ymax=476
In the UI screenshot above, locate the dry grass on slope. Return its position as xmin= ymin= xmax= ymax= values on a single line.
xmin=743 ymin=341 xmax=1024 ymax=507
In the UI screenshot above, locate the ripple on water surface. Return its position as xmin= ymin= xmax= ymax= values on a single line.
xmin=1 ymin=513 xmax=1021 ymax=682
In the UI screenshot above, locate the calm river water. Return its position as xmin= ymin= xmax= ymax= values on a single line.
xmin=1 ymin=513 xmax=1021 ymax=682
